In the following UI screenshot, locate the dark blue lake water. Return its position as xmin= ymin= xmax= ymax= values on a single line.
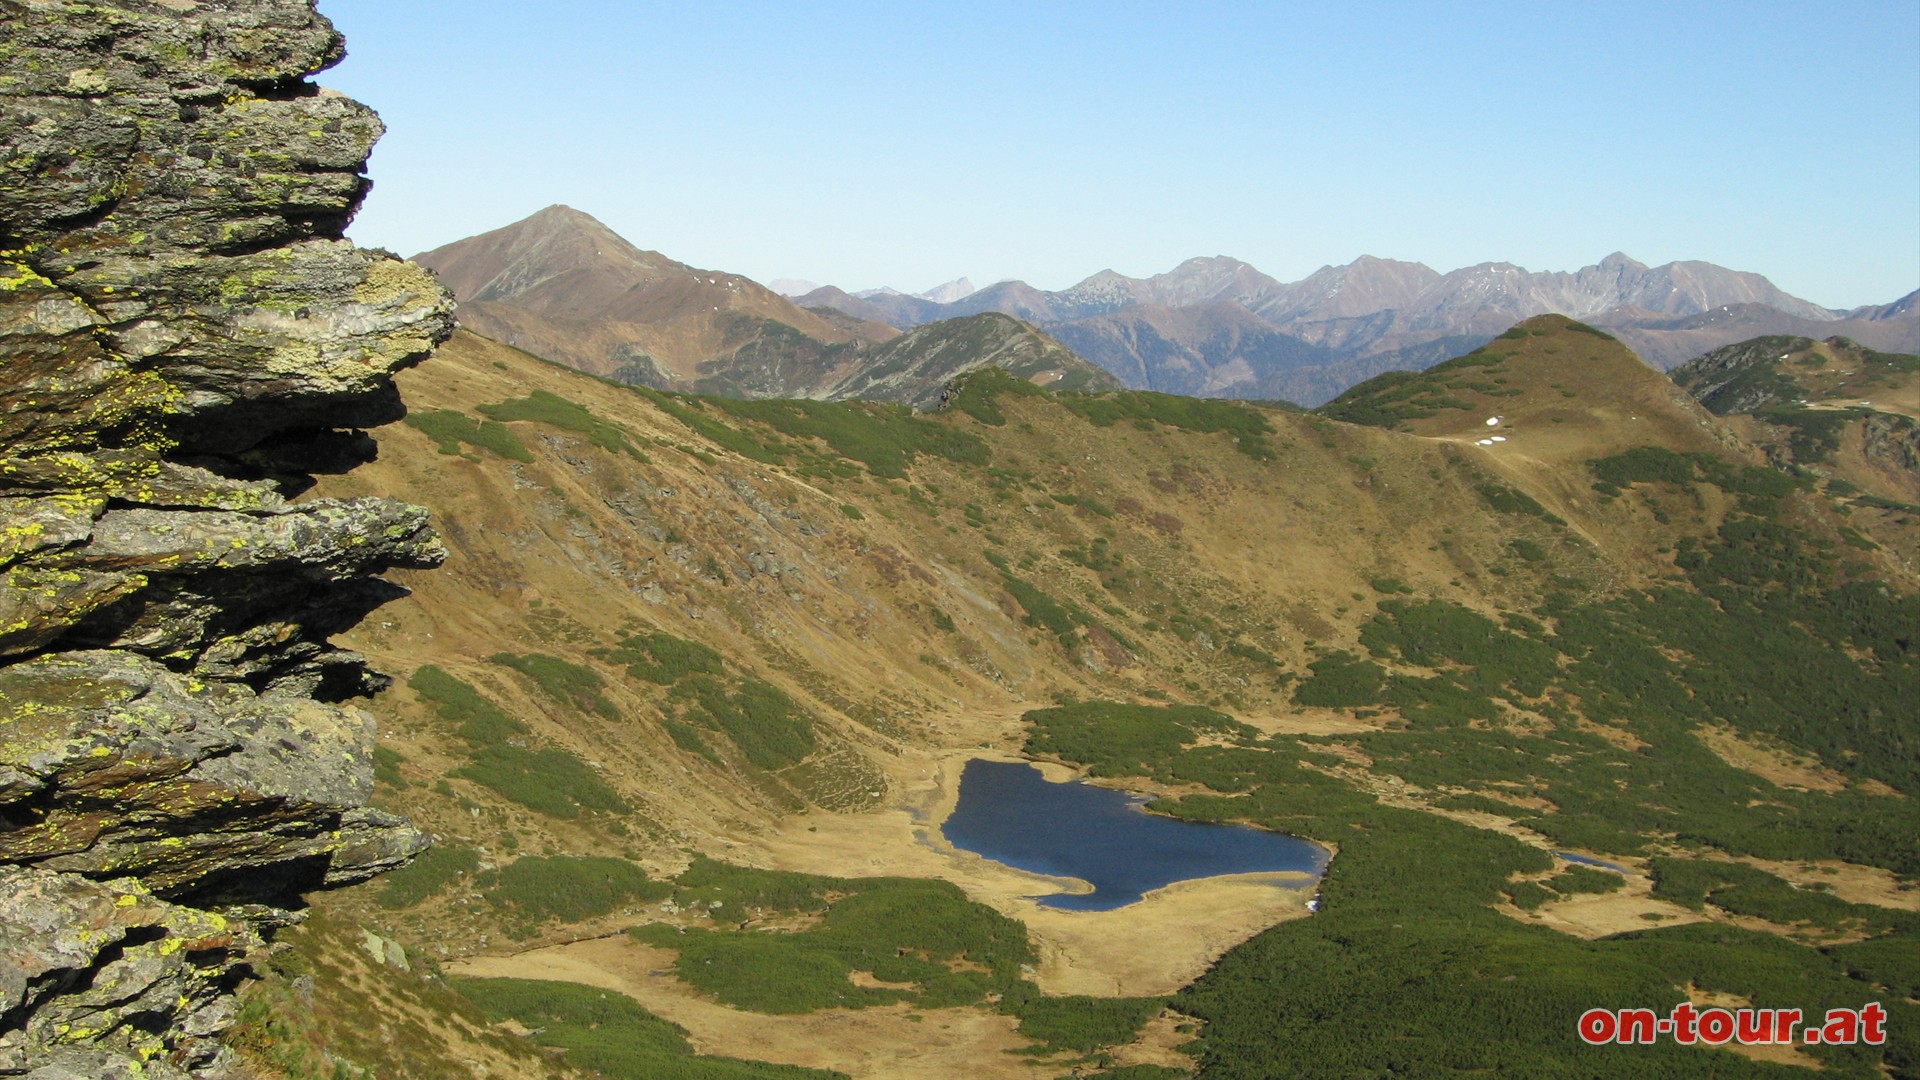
xmin=1554 ymin=851 xmax=1627 ymax=873
xmin=941 ymin=759 xmax=1329 ymax=911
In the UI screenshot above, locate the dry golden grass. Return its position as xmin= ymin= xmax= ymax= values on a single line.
xmin=1695 ymin=725 xmax=1851 ymax=793
xmin=450 ymin=937 xmax=1065 ymax=1080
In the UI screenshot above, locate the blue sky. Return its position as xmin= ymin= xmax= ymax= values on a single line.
xmin=318 ymin=1 xmax=1919 ymax=308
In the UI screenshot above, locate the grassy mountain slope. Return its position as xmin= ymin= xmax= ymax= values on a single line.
xmin=818 ymin=312 xmax=1122 ymax=408
xmin=1673 ymin=335 xmax=1919 ymax=419
xmin=415 ymin=206 xmax=890 ymax=391
xmin=289 ymin=318 xmax=1917 ymax=1079
xmin=1672 ymin=334 xmax=1920 ymax=574
xmin=1320 ymin=315 xmax=1724 ymax=454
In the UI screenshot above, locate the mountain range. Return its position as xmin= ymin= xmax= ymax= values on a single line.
xmin=801 ymin=252 xmax=1918 ymax=403
xmin=416 ymin=208 xmax=1916 ymax=408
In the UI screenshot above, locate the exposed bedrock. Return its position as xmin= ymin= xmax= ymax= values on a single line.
xmin=0 ymin=1 xmax=451 ymax=1074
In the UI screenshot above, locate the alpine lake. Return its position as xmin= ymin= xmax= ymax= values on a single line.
xmin=941 ymin=757 xmax=1330 ymax=910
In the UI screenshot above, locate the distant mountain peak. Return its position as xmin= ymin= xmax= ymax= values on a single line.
xmin=842 ymin=278 xmax=983 ymax=305
xmin=916 ymin=277 xmax=977 ymax=303
xmin=507 ymin=204 xmax=632 ymax=246
xmin=413 ymin=209 xmax=872 ymax=387
xmin=526 ymin=202 xmax=594 ymax=223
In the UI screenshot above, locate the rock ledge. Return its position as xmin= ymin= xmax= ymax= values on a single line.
xmin=1 ymin=2 xmax=450 ymax=1074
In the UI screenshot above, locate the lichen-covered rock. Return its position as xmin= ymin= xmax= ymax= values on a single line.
xmin=0 ymin=651 xmax=423 ymax=900
xmin=0 ymin=866 xmax=254 ymax=1078
xmin=0 ymin=1 xmax=449 ymax=1074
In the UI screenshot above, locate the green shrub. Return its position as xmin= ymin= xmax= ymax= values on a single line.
xmin=628 ymin=388 xmax=786 ymax=464
xmin=484 ymin=855 xmax=670 ymax=923
xmin=1062 ymin=391 xmax=1276 ymax=459
xmin=1590 ymin=446 xmax=1697 ymax=489
xmin=1508 ymin=537 xmax=1549 ymax=563
xmin=1649 ymin=858 xmax=1914 ymax=934
xmin=1315 ymin=349 xmax=1504 ymax=428
xmin=1504 ymin=881 xmax=1555 ymax=910
xmin=1475 ymin=482 xmax=1564 ymax=525
xmin=710 ymin=397 xmax=989 ymax=478
xmin=1008 ymin=994 xmax=1164 ymax=1053
xmin=453 ymin=978 xmax=839 ymax=1079
xmin=1753 ymin=405 xmax=1849 ymax=463
xmin=672 ymin=674 xmax=816 ymax=770
xmin=1000 ymin=572 xmax=1083 ymax=648
xmin=1547 ymin=865 xmax=1623 ymax=894
xmin=489 ymin=652 xmax=617 ymax=719
xmin=478 ymin=389 xmax=647 ymax=459
xmin=662 ymin=717 xmax=718 ymax=761
xmin=1025 ymin=701 xmax=1254 ymax=780
xmin=408 ymin=665 xmax=526 ymax=745
xmin=603 ymin=631 xmax=724 ymax=685
xmin=376 ymin=845 xmax=479 ymax=909
xmin=671 ymin=856 xmax=837 ymax=920
xmin=944 ymin=366 xmax=1045 ymax=426
xmin=1359 ymin=599 xmax=1560 ymax=698
xmin=454 ymin=745 xmax=629 ymax=819
xmin=637 ymin=871 xmax=1034 ymax=1015
xmin=1825 ymin=935 xmax=1920 ymax=1000
xmin=1226 ymin=641 xmax=1281 ymax=668
xmin=402 ymin=409 xmax=533 ymax=462
xmin=1292 ymin=651 xmax=1386 ymax=708
xmin=370 ymin=745 xmax=405 ymax=788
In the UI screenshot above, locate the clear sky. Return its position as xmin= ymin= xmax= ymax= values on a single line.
xmin=317 ymin=1 xmax=1920 ymax=309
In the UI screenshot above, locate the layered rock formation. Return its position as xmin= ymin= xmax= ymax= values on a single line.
xmin=0 ymin=2 xmax=451 ymax=1075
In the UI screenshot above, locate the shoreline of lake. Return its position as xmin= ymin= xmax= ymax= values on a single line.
xmin=938 ymin=757 xmax=1330 ymax=911
xmin=748 ymin=744 xmax=1326 ymax=995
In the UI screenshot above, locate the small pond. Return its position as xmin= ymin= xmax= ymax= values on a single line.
xmin=1554 ymin=851 xmax=1627 ymax=873
xmin=941 ymin=758 xmax=1329 ymax=911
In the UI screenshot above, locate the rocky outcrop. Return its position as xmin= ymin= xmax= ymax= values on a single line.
xmin=1 ymin=1 xmax=451 ymax=1075
xmin=820 ymin=312 xmax=1121 ymax=408
xmin=1861 ymin=411 xmax=1920 ymax=477
xmin=1667 ymin=335 xmax=1815 ymax=415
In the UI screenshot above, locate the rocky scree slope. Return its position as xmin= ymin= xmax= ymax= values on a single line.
xmin=0 ymin=2 xmax=450 ymax=1076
